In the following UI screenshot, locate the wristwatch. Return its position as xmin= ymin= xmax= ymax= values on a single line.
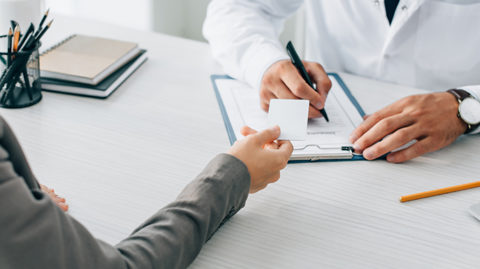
xmin=447 ymin=89 xmax=480 ymax=134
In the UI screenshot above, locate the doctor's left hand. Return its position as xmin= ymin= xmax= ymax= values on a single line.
xmin=349 ymin=92 xmax=466 ymax=163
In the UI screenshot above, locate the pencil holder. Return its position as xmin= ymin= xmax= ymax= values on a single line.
xmin=0 ymin=35 xmax=42 ymax=108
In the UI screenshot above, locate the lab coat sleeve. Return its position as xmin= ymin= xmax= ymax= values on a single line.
xmin=203 ymin=0 xmax=304 ymax=90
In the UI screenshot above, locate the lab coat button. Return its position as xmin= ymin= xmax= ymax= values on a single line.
xmin=401 ymin=5 xmax=408 ymax=11
xmin=373 ymin=0 xmax=380 ymax=6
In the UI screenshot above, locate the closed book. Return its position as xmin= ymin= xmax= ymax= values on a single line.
xmin=40 ymin=35 xmax=141 ymax=85
xmin=40 ymin=50 xmax=147 ymax=98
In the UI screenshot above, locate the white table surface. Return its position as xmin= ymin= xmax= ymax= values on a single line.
xmin=2 ymin=15 xmax=480 ymax=269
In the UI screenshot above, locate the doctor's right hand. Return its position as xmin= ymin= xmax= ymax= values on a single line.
xmin=228 ymin=126 xmax=293 ymax=193
xmin=260 ymin=59 xmax=332 ymax=118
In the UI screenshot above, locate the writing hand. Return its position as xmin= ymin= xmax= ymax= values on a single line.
xmin=260 ymin=60 xmax=331 ymax=118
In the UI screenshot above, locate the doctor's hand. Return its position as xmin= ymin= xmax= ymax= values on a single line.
xmin=260 ymin=60 xmax=332 ymax=118
xmin=350 ymin=92 xmax=466 ymax=163
xmin=228 ymin=126 xmax=293 ymax=193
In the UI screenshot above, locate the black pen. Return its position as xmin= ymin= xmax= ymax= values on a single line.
xmin=18 ymin=23 xmax=35 ymax=50
xmin=22 ymin=31 xmax=38 ymax=51
xmin=286 ymin=41 xmax=329 ymax=122
xmin=0 ymin=61 xmax=21 ymax=103
xmin=32 ymin=20 xmax=53 ymax=46
xmin=22 ymin=20 xmax=52 ymax=51
xmin=7 ymin=28 xmax=12 ymax=66
xmin=22 ymin=66 xmax=33 ymax=99
xmin=10 ymin=20 xmax=18 ymax=32
xmin=38 ymin=9 xmax=49 ymax=32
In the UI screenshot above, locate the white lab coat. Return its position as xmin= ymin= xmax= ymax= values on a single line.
xmin=203 ymin=0 xmax=480 ymax=102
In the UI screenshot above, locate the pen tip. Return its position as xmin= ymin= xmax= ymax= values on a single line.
xmin=47 ymin=20 xmax=53 ymax=27
xmin=46 ymin=8 xmax=50 ymax=15
xmin=8 ymin=28 xmax=12 ymax=35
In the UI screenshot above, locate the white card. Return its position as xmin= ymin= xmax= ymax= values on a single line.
xmin=469 ymin=202 xmax=480 ymax=222
xmin=267 ymin=99 xmax=309 ymax=140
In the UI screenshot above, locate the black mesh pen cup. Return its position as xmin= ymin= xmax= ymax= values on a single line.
xmin=0 ymin=35 xmax=42 ymax=108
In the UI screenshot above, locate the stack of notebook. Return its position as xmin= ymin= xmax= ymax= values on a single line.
xmin=39 ymin=35 xmax=148 ymax=98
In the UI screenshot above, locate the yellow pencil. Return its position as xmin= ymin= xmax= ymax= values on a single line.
xmin=13 ymin=25 xmax=20 ymax=52
xmin=400 ymin=181 xmax=480 ymax=202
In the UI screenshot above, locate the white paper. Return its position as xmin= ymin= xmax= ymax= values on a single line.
xmin=268 ymin=99 xmax=308 ymax=141
xmin=215 ymin=75 xmax=364 ymax=160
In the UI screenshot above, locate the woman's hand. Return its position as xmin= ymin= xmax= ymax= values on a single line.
xmin=40 ymin=184 xmax=69 ymax=211
xmin=228 ymin=126 xmax=293 ymax=193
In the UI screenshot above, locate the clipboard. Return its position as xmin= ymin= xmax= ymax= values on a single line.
xmin=211 ymin=73 xmax=366 ymax=162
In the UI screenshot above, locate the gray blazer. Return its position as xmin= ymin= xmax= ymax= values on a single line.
xmin=0 ymin=116 xmax=250 ymax=269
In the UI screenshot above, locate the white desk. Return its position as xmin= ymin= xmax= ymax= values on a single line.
xmin=2 ymin=16 xmax=480 ymax=268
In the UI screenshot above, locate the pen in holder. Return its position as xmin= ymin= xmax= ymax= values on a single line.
xmin=0 ymin=35 xmax=42 ymax=108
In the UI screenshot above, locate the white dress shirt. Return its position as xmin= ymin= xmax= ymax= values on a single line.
xmin=203 ymin=0 xmax=480 ymax=132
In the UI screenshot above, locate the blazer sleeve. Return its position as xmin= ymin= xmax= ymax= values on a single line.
xmin=203 ymin=0 xmax=304 ymax=90
xmin=0 ymin=116 xmax=251 ymax=269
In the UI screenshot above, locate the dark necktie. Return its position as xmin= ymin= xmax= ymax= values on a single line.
xmin=385 ymin=0 xmax=400 ymax=24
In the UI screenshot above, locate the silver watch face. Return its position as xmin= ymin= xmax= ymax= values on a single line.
xmin=459 ymin=97 xmax=480 ymax=125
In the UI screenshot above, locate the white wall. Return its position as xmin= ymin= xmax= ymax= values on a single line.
xmin=184 ymin=0 xmax=211 ymax=41
xmin=46 ymin=0 xmax=304 ymax=53
xmin=152 ymin=0 xmax=210 ymax=41
xmin=151 ymin=0 xmax=183 ymax=35
xmin=152 ymin=0 xmax=303 ymax=46
xmin=46 ymin=0 xmax=153 ymax=31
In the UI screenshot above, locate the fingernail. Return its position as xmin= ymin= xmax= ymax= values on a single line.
xmin=363 ymin=149 xmax=373 ymax=159
xmin=315 ymin=102 xmax=323 ymax=109
xmin=387 ymin=155 xmax=396 ymax=162
xmin=353 ymin=143 xmax=361 ymax=151
xmin=269 ymin=125 xmax=280 ymax=133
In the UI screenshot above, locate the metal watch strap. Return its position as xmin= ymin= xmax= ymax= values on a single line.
xmin=447 ymin=89 xmax=480 ymax=134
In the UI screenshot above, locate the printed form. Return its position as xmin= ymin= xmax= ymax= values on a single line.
xmin=215 ymin=75 xmax=364 ymax=160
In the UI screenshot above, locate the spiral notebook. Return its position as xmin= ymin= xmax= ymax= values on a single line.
xmin=40 ymin=35 xmax=142 ymax=85
xmin=40 ymin=50 xmax=147 ymax=98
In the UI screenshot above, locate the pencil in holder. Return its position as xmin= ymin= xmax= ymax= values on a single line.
xmin=0 ymin=35 xmax=42 ymax=108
